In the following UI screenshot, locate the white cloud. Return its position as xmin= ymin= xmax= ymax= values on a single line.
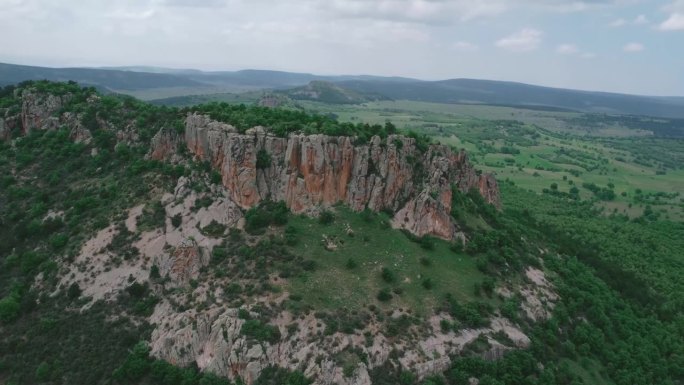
xmin=496 ymin=28 xmax=542 ymax=52
xmin=609 ymin=14 xmax=649 ymax=27
xmin=609 ymin=18 xmax=626 ymax=27
xmin=556 ymin=43 xmax=579 ymax=54
xmin=451 ymin=41 xmax=478 ymax=51
xmin=556 ymin=43 xmax=595 ymax=58
xmin=320 ymin=0 xmax=508 ymax=23
xmin=623 ymin=42 xmax=644 ymax=52
xmin=658 ymin=13 xmax=684 ymax=30
xmin=633 ymin=14 xmax=648 ymax=24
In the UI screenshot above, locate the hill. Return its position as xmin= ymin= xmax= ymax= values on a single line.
xmin=0 ymin=62 xmax=203 ymax=91
xmin=277 ymin=80 xmax=386 ymax=104
xmin=0 ymin=81 xmax=683 ymax=385
xmin=3 ymin=62 xmax=684 ymax=118
xmin=337 ymin=78 xmax=684 ymax=118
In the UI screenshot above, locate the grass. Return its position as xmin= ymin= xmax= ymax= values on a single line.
xmin=294 ymin=99 xmax=684 ymax=220
xmin=283 ymin=206 xmax=487 ymax=315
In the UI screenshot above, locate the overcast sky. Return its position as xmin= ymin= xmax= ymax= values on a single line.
xmin=1 ymin=0 xmax=683 ymax=95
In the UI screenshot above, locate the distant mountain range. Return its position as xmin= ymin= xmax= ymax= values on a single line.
xmin=2 ymin=62 xmax=683 ymax=118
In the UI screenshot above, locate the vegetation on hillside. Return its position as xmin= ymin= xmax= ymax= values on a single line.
xmin=0 ymin=82 xmax=682 ymax=385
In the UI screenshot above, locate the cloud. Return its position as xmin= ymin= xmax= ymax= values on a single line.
xmin=319 ymin=0 xmax=508 ymax=24
xmin=633 ymin=14 xmax=648 ymax=24
xmin=658 ymin=13 xmax=684 ymax=30
xmin=609 ymin=18 xmax=626 ymax=27
xmin=623 ymin=42 xmax=644 ymax=52
xmin=556 ymin=43 xmax=595 ymax=58
xmin=609 ymin=14 xmax=649 ymax=27
xmin=496 ymin=28 xmax=542 ymax=52
xmin=556 ymin=43 xmax=579 ymax=54
xmin=451 ymin=41 xmax=478 ymax=51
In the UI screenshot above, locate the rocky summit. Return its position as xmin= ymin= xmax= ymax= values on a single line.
xmin=151 ymin=113 xmax=499 ymax=241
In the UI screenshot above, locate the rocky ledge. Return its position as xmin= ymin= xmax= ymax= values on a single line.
xmin=151 ymin=113 xmax=499 ymax=240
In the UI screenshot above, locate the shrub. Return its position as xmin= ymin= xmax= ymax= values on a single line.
xmin=49 ymin=233 xmax=68 ymax=250
xmin=422 ymin=278 xmax=434 ymax=290
xmin=212 ymin=246 xmax=228 ymax=264
xmin=149 ymin=265 xmax=161 ymax=279
xmin=201 ymin=220 xmax=226 ymax=237
xmin=419 ymin=236 xmax=434 ymax=250
xmin=319 ymin=210 xmax=335 ymax=225
xmin=284 ymin=225 xmax=299 ymax=245
xmin=381 ymin=267 xmax=396 ymax=283
xmin=377 ymin=289 xmax=392 ymax=302
xmin=241 ymin=319 xmax=281 ymax=343
xmin=67 ymin=282 xmax=82 ymax=299
xmin=171 ymin=213 xmax=182 ymax=228
xmin=345 ymin=258 xmax=358 ymax=269
xmin=0 ymin=294 xmax=21 ymax=323
xmin=245 ymin=200 xmax=289 ymax=234
xmin=256 ymin=149 xmax=272 ymax=169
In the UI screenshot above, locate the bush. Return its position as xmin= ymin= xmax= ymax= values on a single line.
xmin=345 ymin=258 xmax=358 ymax=269
xmin=381 ymin=267 xmax=396 ymax=283
xmin=171 ymin=213 xmax=182 ymax=228
xmin=284 ymin=225 xmax=299 ymax=245
xmin=241 ymin=319 xmax=281 ymax=343
xmin=254 ymin=366 xmax=312 ymax=385
xmin=245 ymin=200 xmax=289 ymax=234
xmin=149 ymin=265 xmax=161 ymax=279
xmin=422 ymin=278 xmax=434 ymax=290
xmin=419 ymin=236 xmax=435 ymax=250
xmin=112 ymin=342 xmax=150 ymax=381
xmin=0 ymin=294 xmax=20 ymax=323
xmin=319 ymin=210 xmax=335 ymax=225
xmin=211 ymin=246 xmax=228 ymax=264
xmin=377 ymin=289 xmax=392 ymax=302
xmin=201 ymin=220 xmax=226 ymax=237
xmin=67 ymin=282 xmax=82 ymax=299
xmin=49 ymin=233 xmax=68 ymax=250
xmin=256 ymin=149 xmax=272 ymax=169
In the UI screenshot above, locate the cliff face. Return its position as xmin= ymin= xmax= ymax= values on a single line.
xmin=1 ymin=89 xmax=92 ymax=143
xmin=174 ymin=113 xmax=499 ymax=240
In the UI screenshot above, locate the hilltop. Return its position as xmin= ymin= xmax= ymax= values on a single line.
xmin=0 ymin=81 xmax=682 ymax=385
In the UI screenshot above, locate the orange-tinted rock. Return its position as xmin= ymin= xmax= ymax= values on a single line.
xmin=182 ymin=114 xmax=500 ymax=240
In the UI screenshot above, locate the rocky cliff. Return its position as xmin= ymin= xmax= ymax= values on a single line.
xmin=1 ymin=88 xmax=93 ymax=143
xmin=158 ymin=113 xmax=500 ymax=240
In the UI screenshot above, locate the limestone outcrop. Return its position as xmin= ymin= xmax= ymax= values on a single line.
xmin=178 ymin=113 xmax=499 ymax=240
xmin=2 ymin=89 xmax=93 ymax=143
xmin=20 ymin=90 xmax=70 ymax=134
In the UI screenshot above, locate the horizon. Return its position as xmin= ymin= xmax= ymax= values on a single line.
xmin=3 ymin=60 xmax=684 ymax=99
xmin=1 ymin=1 xmax=682 ymax=97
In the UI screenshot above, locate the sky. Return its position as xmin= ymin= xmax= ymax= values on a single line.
xmin=1 ymin=0 xmax=683 ymax=95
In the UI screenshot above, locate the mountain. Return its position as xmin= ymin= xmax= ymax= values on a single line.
xmin=336 ymin=78 xmax=684 ymax=118
xmin=1 ymin=80 xmax=683 ymax=385
xmin=277 ymin=80 xmax=387 ymax=104
xmin=3 ymin=62 xmax=684 ymax=118
xmin=0 ymin=62 xmax=203 ymax=91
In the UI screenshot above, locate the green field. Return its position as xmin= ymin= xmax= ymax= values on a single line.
xmin=295 ymin=99 xmax=684 ymax=221
xmin=284 ymin=207 xmax=488 ymax=315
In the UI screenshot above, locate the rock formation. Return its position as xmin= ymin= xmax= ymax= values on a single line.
xmin=176 ymin=113 xmax=500 ymax=240
xmin=20 ymin=90 xmax=70 ymax=134
xmin=1 ymin=89 xmax=93 ymax=143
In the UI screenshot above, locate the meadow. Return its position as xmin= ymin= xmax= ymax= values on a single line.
xmin=297 ymin=100 xmax=684 ymax=221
